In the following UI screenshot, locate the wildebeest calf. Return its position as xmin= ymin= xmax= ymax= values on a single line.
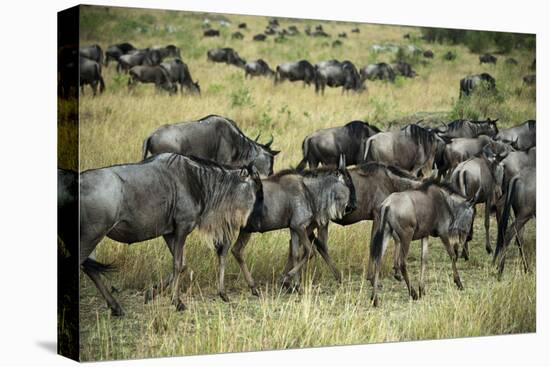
xmin=479 ymin=53 xmax=497 ymax=64
xmin=128 ymin=65 xmax=176 ymax=94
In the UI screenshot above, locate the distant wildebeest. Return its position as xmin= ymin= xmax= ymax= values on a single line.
xmin=297 ymin=121 xmax=380 ymax=170
xmin=351 ymin=28 xmax=360 ymax=33
xmin=443 ymin=51 xmax=456 ymax=61
xmin=160 ymin=59 xmax=200 ymax=95
xmin=370 ymin=181 xmax=477 ymax=306
xmin=232 ymin=31 xmax=244 ymax=40
xmin=275 ymin=60 xmax=317 ymax=86
xmin=403 ymin=33 xmax=411 ymax=39
xmin=253 ymin=34 xmax=267 ymax=41
xmin=79 ymin=57 xmax=105 ymax=96
xmin=436 ymin=118 xmax=499 ymax=139
xmin=118 ymin=48 xmax=163 ymax=72
xmin=264 ymin=26 xmax=277 ymax=35
xmin=360 ymin=63 xmax=396 ymax=82
xmin=459 ymin=73 xmax=496 ymax=98
xmin=523 ymin=74 xmax=536 ymax=86
xmin=332 ymin=40 xmax=343 ymax=47
xmin=268 ymin=18 xmax=279 ymax=27
xmin=80 ymin=44 xmax=104 ymax=64
xmin=311 ymin=29 xmax=330 ymax=37
xmin=238 ymin=22 xmax=247 ymax=29
xmin=315 ymin=60 xmax=364 ymax=94
xmin=152 ymin=45 xmax=181 ymax=59
xmin=244 ymin=59 xmax=275 ymax=78
xmin=338 ymin=32 xmax=347 ymax=38
xmin=203 ymin=29 xmax=220 ymax=37
xmin=232 ymin=156 xmax=357 ymax=294
xmin=449 ymin=145 xmax=508 ymax=256
xmin=392 ymin=61 xmax=416 ymax=78
xmin=479 ymin=53 xmax=497 ymax=64
xmin=105 ymin=42 xmax=136 ymax=68
xmin=207 ymin=48 xmax=246 ymax=68
xmin=80 ymin=154 xmax=263 ymax=315
xmin=142 ymin=115 xmax=280 ymax=176
xmin=128 ymin=65 xmax=176 ymax=94
xmin=494 ymin=167 xmax=535 ymax=278
xmin=363 ymin=124 xmax=445 ymax=177
xmin=495 ymin=120 xmax=536 ymax=151
xmin=287 ymin=25 xmax=300 ymax=35
xmin=423 ymin=50 xmax=434 ymax=58
xmin=505 ymin=57 xmax=518 ymax=65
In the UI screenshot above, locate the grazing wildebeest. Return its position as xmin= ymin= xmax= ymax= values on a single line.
xmin=443 ymin=51 xmax=456 ymax=61
xmin=128 ymin=65 xmax=176 ymax=94
xmin=207 ymin=48 xmax=246 ymax=68
xmin=315 ymin=60 xmax=364 ymax=94
xmin=493 ymin=167 xmax=535 ymax=278
xmin=363 ymin=124 xmax=445 ymax=177
xmin=332 ymin=40 xmax=343 ymax=47
xmin=231 ymin=156 xmax=356 ymax=294
xmin=338 ymin=32 xmax=347 ymax=38
xmin=253 ymin=34 xmax=267 ymax=41
xmin=392 ymin=61 xmax=416 ymax=78
xmin=459 ymin=73 xmax=496 ymax=98
xmin=232 ymin=31 xmax=244 ymax=40
xmin=152 ymin=45 xmax=181 ymax=59
xmin=423 ymin=50 xmax=434 ymax=58
xmin=118 ymin=49 xmax=163 ymax=72
xmin=523 ymin=74 xmax=536 ymax=86
xmin=495 ymin=120 xmax=535 ymax=151
xmin=351 ymin=28 xmax=360 ymax=33
xmin=479 ymin=53 xmax=498 ymax=64
xmin=80 ymin=154 xmax=263 ymax=315
xmin=436 ymin=118 xmax=499 ymax=139
xmin=203 ymin=29 xmax=220 ymax=37
xmin=160 ymin=59 xmax=200 ymax=95
xmin=297 ymin=120 xmax=380 ymax=169
xmin=244 ymin=59 xmax=275 ymax=78
xmin=238 ymin=22 xmax=247 ymax=29
xmin=80 ymin=44 xmax=103 ymax=65
xmin=360 ymin=63 xmax=396 ymax=82
xmin=142 ymin=115 xmax=280 ymax=176
xmin=370 ymin=181 xmax=477 ymax=306
xmin=505 ymin=57 xmax=518 ymax=65
xmin=105 ymin=42 xmax=136 ymax=68
xmin=79 ymin=57 xmax=105 ymax=96
xmin=275 ymin=60 xmax=317 ymax=86
xmin=449 ymin=144 xmax=508 ymax=256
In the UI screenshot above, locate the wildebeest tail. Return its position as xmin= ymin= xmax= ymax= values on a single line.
xmin=142 ymin=136 xmax=152 ymax=160
xmin=494 ymin=175 xmax=518 ymax=261
xmin=82 ymin=258 xmax=117 ymax=274
xmin=363 ymin=137 xmax=373 ymax=162
xmin=296 ymin=138 xmax=309 ymax=171
xmin=371 ymin=206 xmax=389 ymax=263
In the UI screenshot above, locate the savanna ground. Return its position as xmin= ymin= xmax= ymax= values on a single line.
xmin=60 ymin=5 xmax=536 ymax=361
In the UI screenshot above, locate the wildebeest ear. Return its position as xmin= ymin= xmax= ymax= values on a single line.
xmin=338 ymin=154 xmax=346 ymax=170
xmin=271 ymin=150 xmax=281 ymax=156
xmin=239 ymin=168 xmax=250 ymax=178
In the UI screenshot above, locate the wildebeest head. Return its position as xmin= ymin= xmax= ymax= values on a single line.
xmin=251 ymin=135 xmax=280 ymax=176
xmin=448 ymin=188 xmax=478 ymax=246
xmin=320 ymin=155 xmax=356 ymax=221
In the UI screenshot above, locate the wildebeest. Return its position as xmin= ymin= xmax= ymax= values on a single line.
xmin=315 ymin=60 xmax=364 ymax=94
xmin=80 ymin=44 xmax=104 ymax=64
xmin=443 ymin=51 xmax=456 ymax=61
xmin=505 ymin=57 xmax=518 ymax=65
xmin=360 ymin=63 xmax=396 ymax=82
xmin=238 ymin=22 xmax=247 ymax=29
xmin=118 ymin=48 xmax=163 ymax=72
xmin=80 ymin=154 xmax=263 ymax=315
xmin=494 ymin=167 xmax=535 ymax=278
xmin=275 ymin=60 xmax=317 ymax=86
xmin=231 ymin=156 xmax=356 ymax=294
xmin=495 ymin=120 xmax=535 ymax=151
xmin=253 ymin=34 xmax=267 ymax=41
xmin=392 ymin=61 xmax=416 ymax=78
xmin=142 ymin=115 xmax=280 ymax=176
xmin=523 ymin=74 xmax=536 ymax=86
xmin=436 ymin=118 xmax=499 ymax=139
xmin=459 ymin=73 xmax=496 ymax=98
xmin=332 ymin=40 xmax=343 ymax=48
xmin=105 ymin=42 xmax=136 ymax=67
xmin=128 ymin=65 xmax=176 ymax=94
xmin=423 ymin=50 xmax=434 ymax=58
xmin=351 ymin=28 xmax=360 ymax=33
xmin=203 ymin=29 xmax=220 ymax=37
xmin=152 ymin=45 xmax=181 ymax=59
xmin=160 ymin=59 xmax=200 ymax=95
xmin=244 ymin=59 xmax=275 ymax=78
xmin=297 ymin=120 xmax=380 ymax=169
xmin=370 ymin=181 xmax=477 ymax=306
xmin=479 ymin=53 xmax=497 ymax=64
xmin=338 ymin=32 xmax=347 ymax=38
xmin=363 ymin=124 xmax=445 ymax=177
xmin=500 ymin=147 xmax=536 ymax=189
xmin=79 ymin=57 xmax=105 ymax=96
xmin=207 ymin=48 xmax=246 ymax=68
xmin=232 ymin=31 xmax=244 ymax=40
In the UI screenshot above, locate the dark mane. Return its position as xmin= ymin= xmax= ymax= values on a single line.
xmin=446 ymin=118 xmax=498 ymax=132
xmin=355 ymin=162 xmax=416 ymax=180
xmin=418 ymin=178 xmax=465 ymax=197
xmin=401 ymin=124 xmax=436 ymax=146
xmin=268 ymin=166 xmax=338 ymax=181
xmin=344 ymin=120 xmax=381 ymax=134
xmin=525 ymin=120 xmax=536 ymax=130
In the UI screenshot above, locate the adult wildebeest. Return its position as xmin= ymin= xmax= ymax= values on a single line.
xmin=231 ymin=156 xmax=356 ymax=294
xmin=160 ymin=59 xmax=200 ymax=95
xmin=297 ymin=120 xmax=380 ymax=169
xmin=338 ymin=32 xmax=347 ymax=38
xmin=118 ymin=48 xmax=163 ymax=72
xmin=392 ymin=61 xmax=416 ymax=78
xmin=459 ymin=73 xmax=496 ymax=98
xmin=80 ymin=154 xmax=263 ymax=315
xmin=142 ymin=115 xmax=280 ymax=176
xmin=363 ymin=124 xmax=445 ymax=177
xmin=479 ymin=53 xmax=497 ymax=64
xmin=275 ymin=60 xmax=317 ymax=86
xmin=523 ymin=74 xmax=536 ymax=86
xmin=501 ymin=147 xmax=536 ymax=188
xmin=152 ymin=45 xmax=181 ymax=59
xmin=79 ymin=57 xmax=105 ymax=96
xmin=80 ymin=44 xmax=103 ymax=64
xmin=128 ymin=65 xmax=176 ymax=94
xmin=351 ymin=28 xmax=360 ymax=33
xmin=495 ymin=120 xmax=536 ymax=151
xmin=232 ymin=31 xmax=244 ymax=40
xmin=493 ymin=167 xmax=535 ymax=278
xmin=436 ymin=118 xmax=499 ymax=139
xmin=315 ymin=60 xmax=364 ymax=94
xmin=238 ymin=22 xmax=247 ymax=29
xmin=443 ymin=51 xmax=456 ymax=61
xmin=253 ymin=34 xmax=267 ymax=41
xmin=203 ymin=29 xmax=220 ymax=37
xmin=105 ymin=42 xmax=136 ymax=66
xmin=360 ymin=63 xmax=396 ymax=82
xmin=370 ymin=181 xmax=477 ymax=306
xmin=423 ymin=50 xmax=434 ymax=58
xmin=207 ymin=48 xmax=246 ymax=68
xmin=244 ymin=59 xmax=275 ymax=78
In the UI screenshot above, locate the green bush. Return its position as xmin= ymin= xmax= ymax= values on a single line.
xmin=230 ymin=87 xmax=253 ymax=108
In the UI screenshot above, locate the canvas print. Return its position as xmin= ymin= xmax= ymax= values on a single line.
xmin=57 ymin=4 xmax=536 ymax=362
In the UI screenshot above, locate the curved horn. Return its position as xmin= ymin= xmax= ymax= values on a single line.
xmin=254 ymin=133 xmax=261 ymax=142
xmin=265 ymin=135 xmax=274 ymax=148
xmin=438 ymin=122 xmax=448 ymax=133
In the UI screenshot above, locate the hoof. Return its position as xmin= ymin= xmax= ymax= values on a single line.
xmin=372 ymin=296 xmax=380 ymax=307
xmin=410 ymin=288 xmax=419 ymax=300
xmin=455 ymin=280 xmax=464 ymax=290
xmin=394 ymin=273 xmax=403 ymax=282
xmin=111 ymin=286 xmax=120 ymax=294
xmin=486 ymin=246 xmax=493 ymax=255
xmin=251 ymin=287 xmax=260 ymax=297
xmin=111 ymin=306 xmax=125 ymax=317
xmin=144 ymin=288 xmax=154 ymax=304
xmin=175 ymin=300 xmax=186 ymax=312
xmin=219 ymin=292 xmax=230 ymax=303
xmin=419 ymin=286 xmax=426 ymax=298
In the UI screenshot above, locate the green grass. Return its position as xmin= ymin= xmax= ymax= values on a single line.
xmin=76 ymin=5 xmax=536 ymax=361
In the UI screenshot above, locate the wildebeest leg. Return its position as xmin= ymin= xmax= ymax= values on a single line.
xmin=484 ymin=202 xmax=493 ymax=254
xmin=498 ymin=216 xmax=530 ymax=279
xmin=82 ymin=264 xmax=125 ymax=316
xmin=370 ymin=227 xmax=391 ymax=307
xmin=216 ymin=241 xmax=231 ymax=302
xmin=144 ymin=234 xmax=177 ymax=303
xmin=283 ymin=228 xmax=313 ymax=289
xmin=515 ymin=225 xmax=529 ymax=273
xmin=366 ymin=219 xmax=378 ymax=285
xmin=394 ymin=231 xmax=418 ymax=300
xmin=313 ymin=225 xmax=342 ymax=283
xmin=167 ymin=227 xmax=191 ymax=312
xmin=393 ymin=239 xmax=403 ymax=281
xmin=441 ymin=236 xmax=463 ymax=290
xmin=419 ymin=237 xmax=428 ymax=298
xmin=231 ymin=231 xmax=259 ymax=296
